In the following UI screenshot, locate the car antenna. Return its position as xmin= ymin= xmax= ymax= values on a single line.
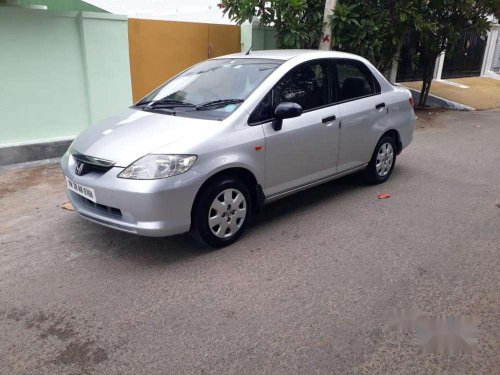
xmin=245 ymin=44 xmax=252 ymax=55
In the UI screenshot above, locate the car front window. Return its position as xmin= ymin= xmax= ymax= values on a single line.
xmin=248 ymin=60 xmax=330 ymax=125
xmin=135 ymin=58 xmax=282 ymax=120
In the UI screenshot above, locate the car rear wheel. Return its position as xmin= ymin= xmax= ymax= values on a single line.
xmin=364 ymin=135 xmax=397 ymax=184
xmin=191 ymin=177 xmax=251 ymax=247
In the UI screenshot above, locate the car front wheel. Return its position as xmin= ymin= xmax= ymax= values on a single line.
xmin=191 ymin=177 xmax=251 ymax=247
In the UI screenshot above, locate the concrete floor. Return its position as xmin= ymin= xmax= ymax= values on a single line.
xmin=403 ymin=77 xmax=500 ymax=110
xmin=0 ymin=109 xmax=499 ymax=374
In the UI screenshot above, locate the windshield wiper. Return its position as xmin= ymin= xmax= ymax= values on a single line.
xmin=136 ymin=98 xmax=197 ymax=116
xmin=196 ymin=99 xmax=244 ymax=110
xmin=136 ymin=98 xmax=195 ymax=108
xmin=134 ymin=100 xmax=152 ymax=107
xmin=151 ymin=98 xmax=195 ymax=108
xmin=143 ymin=106 xmax=177 ymax=115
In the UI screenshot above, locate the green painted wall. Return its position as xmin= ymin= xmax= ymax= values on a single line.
xmin=252 ymin=27 xmax=278 ymax=50
xmin=240 ymin=24 xmax=278 ymax=52
xmin=0 ymin=7 xmax=132 ymax=147
xmin=240 ymin=23 xmax=252 ymax=52
xmin=17 ymin=0 xmax=106 ymax=12
xmin=79 ymin=13 xmax=133 ymax=123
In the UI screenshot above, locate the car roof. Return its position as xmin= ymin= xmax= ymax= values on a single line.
xmin=215 ymin=49 xmax=362 ymax=61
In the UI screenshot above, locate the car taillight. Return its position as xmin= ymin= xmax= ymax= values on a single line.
xmin=409 ymin=97 xmax=415 ymax=108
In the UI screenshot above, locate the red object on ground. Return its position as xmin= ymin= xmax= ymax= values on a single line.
xmin=378 ymin=193 xmax=391 ymax=199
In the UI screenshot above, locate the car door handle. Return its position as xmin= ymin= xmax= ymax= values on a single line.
xmin=375 ymin=103 xmax=386 ymax=109
xmin=322 ymin=115 xmax=336 ymax=123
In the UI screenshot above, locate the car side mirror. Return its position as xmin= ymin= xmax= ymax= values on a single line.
xmin=272 ymin=102 xmax=303 ymax=131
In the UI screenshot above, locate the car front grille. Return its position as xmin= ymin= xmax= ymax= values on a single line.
xmin=71 ymin=149 xmax=115 ymax=176
xmin=78 ymin=163 xmax=113 ymax=175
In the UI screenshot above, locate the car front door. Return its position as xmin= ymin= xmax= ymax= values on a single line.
xmin=334 ymin=59 xmax=388 ymax=172
xmin=249 ymin=60 xmax=341 ymax=197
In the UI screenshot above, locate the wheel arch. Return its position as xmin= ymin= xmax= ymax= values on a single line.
xmin=381 ymin=128 xmax=403 ymax=155
xmin=190 ymin=167 xmax=264 ymax=226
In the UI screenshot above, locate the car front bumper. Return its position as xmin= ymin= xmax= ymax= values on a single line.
xmin=61 ymin=153 xmax=202 ymax=237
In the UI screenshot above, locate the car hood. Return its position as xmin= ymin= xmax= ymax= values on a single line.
xmin=71 ymin=108 xmax=220 ymax=167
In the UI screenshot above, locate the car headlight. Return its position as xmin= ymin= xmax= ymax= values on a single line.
xmin=118 ymin=154 xmax=197 ymax=179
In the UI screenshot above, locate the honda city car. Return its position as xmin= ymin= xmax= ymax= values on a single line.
xmin=61 ymin=50 xmax=415 ymax=247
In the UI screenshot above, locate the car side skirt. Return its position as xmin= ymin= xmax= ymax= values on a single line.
xmin=264 ymin=164 xmax=368 ymax=203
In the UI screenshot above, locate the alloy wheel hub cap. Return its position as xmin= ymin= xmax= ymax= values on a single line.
xmin=376 ymin=143 xmax=394 ymax=177
xmin=208 ymin=188 xmax=247 ymax=239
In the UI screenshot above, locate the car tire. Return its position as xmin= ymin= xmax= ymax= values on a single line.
xmin=191 ymin=177 xmax=252 ymax=247
xmin=364 ymin=135 xmax=397 ymax=184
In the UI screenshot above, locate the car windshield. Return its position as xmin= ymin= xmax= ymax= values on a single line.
xmin=135 ymin=58 xmax=282 ymax=120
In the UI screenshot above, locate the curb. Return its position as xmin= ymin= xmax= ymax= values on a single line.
xmin=405 ymin=87 xmax=476 ymax=111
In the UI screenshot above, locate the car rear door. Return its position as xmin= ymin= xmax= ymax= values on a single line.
xmin=333 ymin=59 xmax=388 ymax=172
xmin=249 ymin=60 xmax=341 ymax=197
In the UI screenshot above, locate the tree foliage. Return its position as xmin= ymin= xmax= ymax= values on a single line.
xmin=220 ymin=0 xmax=498 ymax=106
xmin=329 ymin=1 xmax=424 ymax=75
xmin=330 ymin=0 xmax=496 ymax=105
xmin=219 ymin=0 xmax=324 ymax=48
xmin=413 ymin=0 xmax=497 ymax=105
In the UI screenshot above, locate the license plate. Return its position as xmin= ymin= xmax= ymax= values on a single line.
xmin=66 ymin=177 xmax=96 ymax=202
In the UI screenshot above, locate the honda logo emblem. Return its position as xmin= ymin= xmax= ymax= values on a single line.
xmin=75 ymin=160 xmax=86 ymax=175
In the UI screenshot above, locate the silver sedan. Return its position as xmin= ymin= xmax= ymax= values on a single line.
xmin=61 ymin=50 xmax=415 ymax=247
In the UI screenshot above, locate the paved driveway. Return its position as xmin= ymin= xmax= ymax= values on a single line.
xmin=1 ymin=109 xmax=499 ymax=374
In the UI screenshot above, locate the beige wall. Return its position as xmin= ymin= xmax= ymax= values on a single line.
xmin=128 ymin=19 xmax=240 ymax=101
